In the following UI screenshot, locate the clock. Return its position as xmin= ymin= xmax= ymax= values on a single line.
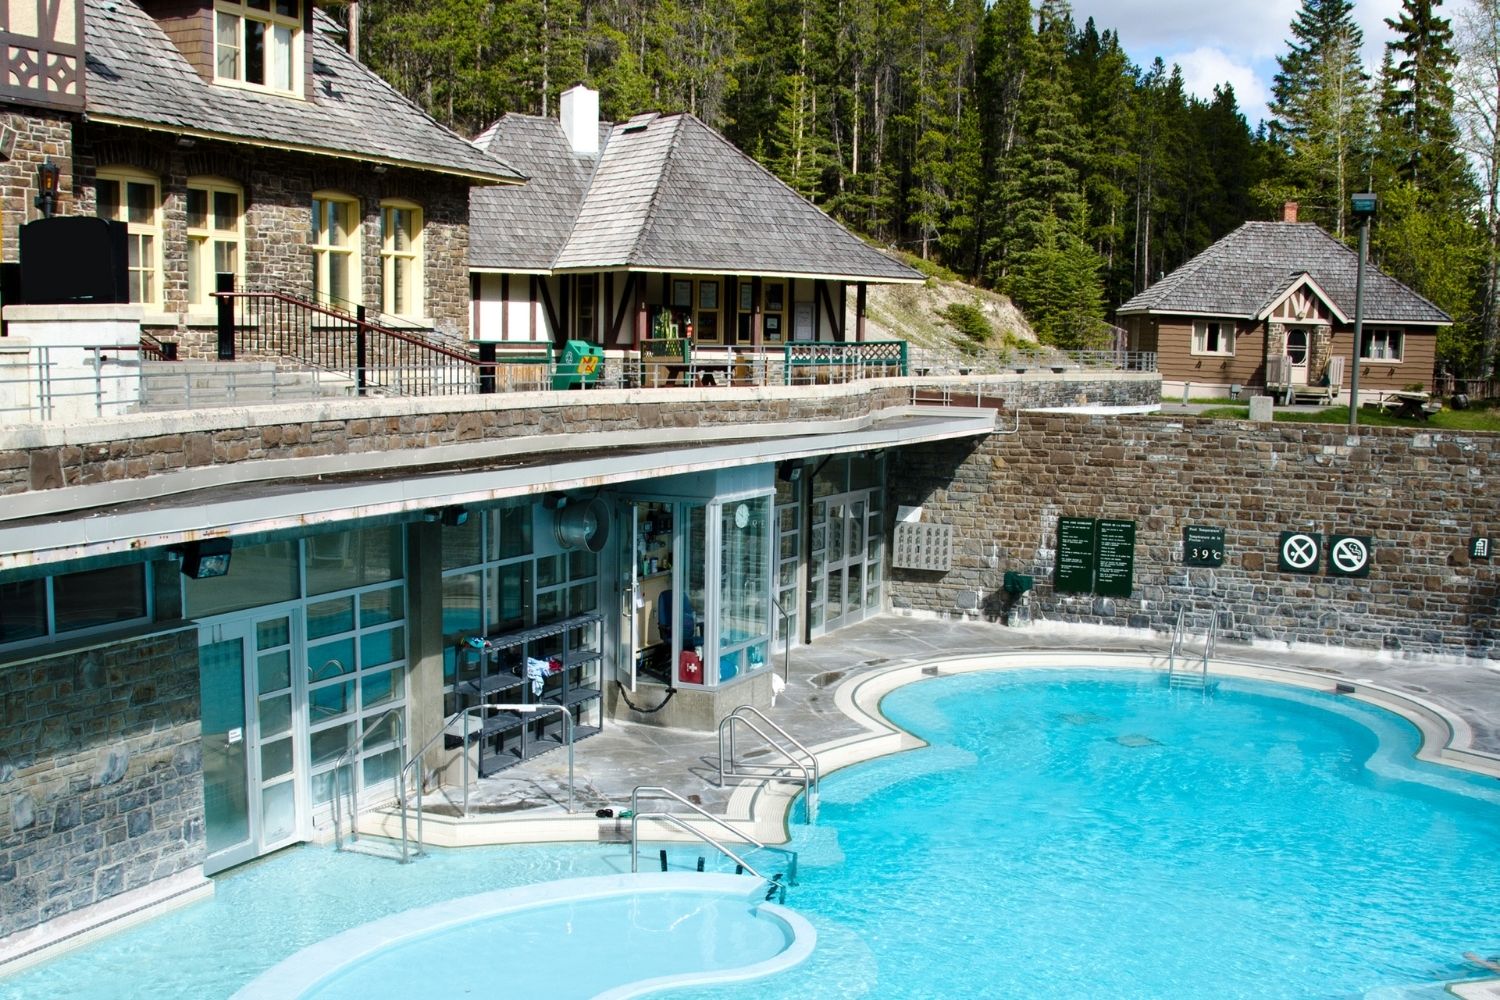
xmin=734 ymin=503 xmax=749 ymax=529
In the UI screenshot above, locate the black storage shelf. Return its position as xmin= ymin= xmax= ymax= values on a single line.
xmin=454 ymin=612 xmax=604 ymax=775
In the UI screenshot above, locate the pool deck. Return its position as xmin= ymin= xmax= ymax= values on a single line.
xmin=387 ymin=613 xmax=1500 ymax=841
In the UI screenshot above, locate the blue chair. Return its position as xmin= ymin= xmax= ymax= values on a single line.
xmin=657 ymin=590 xmax=695 ymax=646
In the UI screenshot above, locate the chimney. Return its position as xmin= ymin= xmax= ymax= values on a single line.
xmin=1282 ymin=201 xmax=1299 ymax=223
xmin=559 ymin=85 xmax=600 ymax=157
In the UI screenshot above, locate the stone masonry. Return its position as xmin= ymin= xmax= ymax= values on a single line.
xmin=0 ymin=627 xmax=203 ymax=939
xmin=889 ymin=413 xmax=1499 ymax=659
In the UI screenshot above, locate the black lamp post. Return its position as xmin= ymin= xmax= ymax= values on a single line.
xmin=34 ymin=158 xmax=60 ymax=218
xmin=1349 ymin=192 xmax=1377 ymax=430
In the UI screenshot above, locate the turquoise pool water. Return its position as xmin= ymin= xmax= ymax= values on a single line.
xmin=5 ymin=669 xmax=1500 ymax=999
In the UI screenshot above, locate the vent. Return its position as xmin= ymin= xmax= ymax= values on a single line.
xmin=892 ymin=522 xmax=953 ymax=571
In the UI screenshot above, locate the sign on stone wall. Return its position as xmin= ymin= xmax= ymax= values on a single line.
xmin=1094 ymin=519 xmax=1136 ymax=597
xmin=1055 ymin=517 xmax=1097 ymax=594
xmin=1278 ymin=531 xmax=1322 ymax=574
xmin=1183 ymin=525 xmax=1225 ymax=567
xmin=1472 ymin=537 xmax=1491 ymax=561
xmin=1327 ymin=535 xmax=1372 ymax=577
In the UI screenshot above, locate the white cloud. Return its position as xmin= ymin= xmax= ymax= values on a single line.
xmin=1166 ymin=46 xmax=1268 ymax=112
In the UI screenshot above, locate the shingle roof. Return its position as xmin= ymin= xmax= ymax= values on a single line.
xmin=473 ymin=112 xmax=921 ymax=282
xmin=83 ymin=0 xmax=522 ymax=183
xmin=1117 ymin=222 xmax=1450 ymax=325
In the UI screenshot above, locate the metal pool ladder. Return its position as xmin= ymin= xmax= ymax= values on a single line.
xmin=718 ymin=705 xmax=819 ymax=824
xmin=628 ymin=785 xmax=797 ymax=902
xmin=1167 ymin=607 xmax=1217 ymax=691
xmin=331 ymin=707 xmax=415 ymax=863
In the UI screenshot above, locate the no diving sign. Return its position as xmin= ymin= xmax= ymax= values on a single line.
xmin=1278 ymin=532 xmax=1322 ymax=574
xmin=1328 ymin=535 xmax=1373 ymax=577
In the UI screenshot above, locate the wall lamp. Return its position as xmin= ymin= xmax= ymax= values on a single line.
xmin=178 ymin=538 xmax=232 ymax=579
xmin=34 ymin=158 xmax=59 ymax=218
xmin=424 ymin=505 xmax=469 ymax=526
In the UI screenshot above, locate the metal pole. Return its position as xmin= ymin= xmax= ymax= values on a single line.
xmin=1349 ymin=217 xmax=1369 ymax=429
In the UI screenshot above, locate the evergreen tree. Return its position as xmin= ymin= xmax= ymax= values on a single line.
xmin=1379 ymin=0 xmax=1467 ymax=203
xmin=1005 ymin=210 xmax=1107 ymax=348
xmin=1269 ymin=0 xmax=1374 ymax=237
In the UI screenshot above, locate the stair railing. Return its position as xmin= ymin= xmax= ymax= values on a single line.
xmin=629 ymin=785 xmax=798 ymax=894
xmin=718 ymin=705 xmax=819 ymax=824
xmin=331 ymin=707 xmax=409 ymax=862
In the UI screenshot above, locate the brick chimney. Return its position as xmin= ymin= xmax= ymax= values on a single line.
xmin=1282 ymin=201 xmax=1299 ymax=223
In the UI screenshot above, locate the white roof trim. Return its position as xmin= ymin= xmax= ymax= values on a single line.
xmin=1255 ymin=273 xmax=1351 ymax=324
xmin=551 ymin=264 xmax=926 ymax=285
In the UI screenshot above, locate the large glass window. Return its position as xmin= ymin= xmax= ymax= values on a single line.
xmin=0 ymin=564 xmax=151 ymax=647
xmin=187 ymin=178 xmax=244 ymax=309
xmin=185 ymin=540 xmax=299 ymax=618
xmin=306 ymin=525 xmax=403 ymax=596
xmin=215 ymin=0 xmax=301 ymax=94
xmin=311 ymin=192 xmax=359 ymax=308
xmin=95 ymin=169 xmax=161 ymax=307
xmin=717 ymin=495 xmax=771 ymax=682
xmin=379 ymin=201 xmax=422 ymax=319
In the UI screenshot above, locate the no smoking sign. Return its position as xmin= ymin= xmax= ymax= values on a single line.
xmin=1327 ymin=534 xmax=1373 ymax=577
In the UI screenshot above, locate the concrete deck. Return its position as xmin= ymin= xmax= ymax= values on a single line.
xmin=384 ymin=613 xmax=1500 ymax=840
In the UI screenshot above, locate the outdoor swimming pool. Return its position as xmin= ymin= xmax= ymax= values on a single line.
xmin=4 ymin=668 xmax=1499 ymax=999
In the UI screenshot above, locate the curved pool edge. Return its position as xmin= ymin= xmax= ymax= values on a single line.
xmin=230 ymin=872 xmax=816 ymax=1000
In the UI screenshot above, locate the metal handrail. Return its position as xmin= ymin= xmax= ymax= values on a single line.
xmin=631 ymin=812 xmax=772 ymax=884
xmin=331 ymin=707 xmax=409 ymax=862
xmin=458 ymin=702 xmax=575 ymax=816
xmin=1201 ymin=612 xmax=1218 ymax=677
xmin=770 ymin=594 xmax=792 ymax=684
xmin=628 ymin=785 xmax=798 ymax=884
xmin=1167 ymin=606 xmax=1186 ymax=676
xmin=718 ymin=705 xmax=819 ymax=824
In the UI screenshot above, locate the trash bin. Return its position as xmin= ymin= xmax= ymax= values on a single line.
xmin=552 ymin=339 xmax=604 ymax=390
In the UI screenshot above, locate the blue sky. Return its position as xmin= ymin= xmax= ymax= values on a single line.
xmin=1069 ymin=0 xmax=1410 ymax=125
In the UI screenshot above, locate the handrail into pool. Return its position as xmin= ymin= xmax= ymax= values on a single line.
xmin=718 ymin=705 xmax=820 ymax=824
xmin=1167 ymin=606 xmax=1186 ymax=675
xmin=629 ymin=785 xmax=798 ymax=886
xmin=331 ymin=708 xmax=410 ymax=863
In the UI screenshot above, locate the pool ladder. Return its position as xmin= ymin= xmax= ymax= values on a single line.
xmin=1167 ymin=606 xmax=1217 ymax=691
xmin=629 ymin=785 xmax=796 ymax=902
xmin=718 ymin=705 xmax=819 ymax=824
xmin=331 ymin=707 xmax=418 ymax=863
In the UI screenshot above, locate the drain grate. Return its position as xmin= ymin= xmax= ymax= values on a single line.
xmin=1114 ymin=734 xmax=1161 ymax=748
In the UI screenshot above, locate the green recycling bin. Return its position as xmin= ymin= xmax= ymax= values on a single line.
xmin=552 ymin=340 xmax=604 ymax=390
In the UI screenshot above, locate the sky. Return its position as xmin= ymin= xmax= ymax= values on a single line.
xmin=1068 ymin=0 xmax=1425 ymax=125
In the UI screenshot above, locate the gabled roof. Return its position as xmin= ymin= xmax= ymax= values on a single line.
xmin=471 ymin=111 xmax=922 ymax=283
xmin=1255 ymin=272 xmax=1350 ymax=324
xmin=83 ymin=0 xmax=522 ymax=184
xmin=1117 ymin=222 xmax=1450 ymax=326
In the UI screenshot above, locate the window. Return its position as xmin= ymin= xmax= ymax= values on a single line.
xmin=379 ymin=200 xmax=422 ymax=318
xmin=215 ymin=0 xmax=301 ymax=95
xmin=1192 ymin=320 xmax=1234 ymax=356
xmin=95 ymin=168 xmax=162 ymax=307
xmin=187 ymin=178 xmax=244 ymax=310
xmin=573 ymin=272 xmax=594 ymax=340
xmin=1361 ymin=327 xmax=1404 ymax=362
xmin=311 ymin=192 xmax=359 ymax=308
xmin=1 ymin=564 xmax=151 ymax=647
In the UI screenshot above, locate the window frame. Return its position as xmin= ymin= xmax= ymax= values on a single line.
xmin=379 ymin=199 xmax=423 ymax=320
xmin=95 ymin=167 xmax=163 ymax=309
xmin=311 ymin=191 xmax=361 ymax=310
xmin=213 ymin=0 xmax=303 ymax=97
xmin=0 ymin=564 xmax=154 ymax=651
xmin=1360 ymin=327 xmax=1405 ymax=363
xmin=1191 ymin=319 xmax=1234 ymax=357
xmin=186 ymin=176 xmax=246 ymax=313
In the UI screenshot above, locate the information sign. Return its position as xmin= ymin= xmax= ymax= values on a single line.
xmin=1183 ymin=525 xmax=1225 ymax=567
xmin=1278 ymin=531 xmax=1322 ymax=574
xmin=1327 ymin=535 xmax=1373 ymax=577
xmin=1472 ymin=537 xmax=1492 ymax=561
xmin=1054 ymin=517 xmax=1096 ymax=594
xmin=1094 ymin=519 xmax=1137 ymax=597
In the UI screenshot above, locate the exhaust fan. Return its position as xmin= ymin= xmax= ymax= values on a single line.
xmin=554 ymin=497 xmax=610 ymax=552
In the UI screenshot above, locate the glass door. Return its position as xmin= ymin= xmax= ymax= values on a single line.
xmin=809 ymin=489 xmax=883 ymax=637
xmin=198 ymin=629 xmax=254 ymax=875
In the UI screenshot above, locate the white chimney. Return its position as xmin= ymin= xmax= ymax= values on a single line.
xmin=559 ymin=85 xmax=599 ymax=157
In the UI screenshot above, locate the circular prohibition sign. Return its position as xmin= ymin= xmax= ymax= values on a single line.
xmin=1330 ymin=536 xmax=1370 ymax=574
xmin=1281 ymin=533 xmax=1320 ymax=571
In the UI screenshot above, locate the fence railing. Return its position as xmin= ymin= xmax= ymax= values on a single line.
xmin=908 ymin=349 xmax=1156 ymax=376
xmin=783 ymin=340 xmax=907 ymax=384
xmin=0 ymin=343 xmax=143 ymax=421
xmin=215 ymin=277 xmax=490 ymax=397
xmin=1434 ymin=373 xmax=1500 ymax=401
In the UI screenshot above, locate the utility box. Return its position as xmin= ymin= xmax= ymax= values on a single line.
xmin=553 ymin=339 xmax=604 ymax=390
xmin=1003 ymin=571 xmax=1034 ymax=594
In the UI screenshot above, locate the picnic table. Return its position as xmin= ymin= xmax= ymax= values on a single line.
xmin=1372 ymin=390 xmax=1441 ymax=420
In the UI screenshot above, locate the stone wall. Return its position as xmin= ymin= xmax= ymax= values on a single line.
xmin=889 ymin=413 xmax=1499 ymax=659
xmin=70 ymin=125 xmax=472 ymax=337
xmin=0 ymin=110 xmax=76 ymax=261
xmin=0 ymin=628 xmax=203 ymax=939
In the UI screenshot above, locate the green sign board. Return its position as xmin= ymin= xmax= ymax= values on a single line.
xmin=1278 ymin=531 xmax=1322 ymax=574
xmin=1094 ymin=519 xmax=1137 ymax=597
xmin=1473 ymin=537 xmax=1492 ymax=561
xmin=1055 ymin=517 xmax=1096 ymax=594
xmin=1183 ymin=525 xmax=1225 ymax=567
xmin=1327 ymin=534 xmax=1373 ymax=577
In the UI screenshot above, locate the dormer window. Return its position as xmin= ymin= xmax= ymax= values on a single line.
xmin=215 ymin=0 xmax=301 ymax=95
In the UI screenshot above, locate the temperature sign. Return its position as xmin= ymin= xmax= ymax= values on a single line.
xmin=1183 ymin=525 xmax=1225 ymax=567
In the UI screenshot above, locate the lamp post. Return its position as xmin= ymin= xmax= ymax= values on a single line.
xmin=33 ymin=158 xmax=59 ymax=218
xmin=1348 ymin=192 xmax=1377 ymax=430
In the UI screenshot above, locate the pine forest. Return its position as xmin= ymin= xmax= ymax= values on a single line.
xmin=356 ymin=0 xmax=1500 ymax=379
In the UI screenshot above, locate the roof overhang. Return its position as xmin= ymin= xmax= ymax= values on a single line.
xmin=0 ymin=406 xmax=993 ymax=571
xmin=1255 ymin=273 xmax=1351 ymax=324
xmin=550 ymin=264 xmax=925 ymax=285
xmin=470 ymin=266 xmax=555 ymax=276
xmin=86 ymin=113 xmax=527 ymax=186
xmin=1116 ymin=309 xmax=1254 ymax=321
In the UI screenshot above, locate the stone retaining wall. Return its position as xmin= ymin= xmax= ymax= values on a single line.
xmin=0 ymin=628 xmax=203 ymax=939
xmin=889 ymin=413 xmax=1499 ymax=658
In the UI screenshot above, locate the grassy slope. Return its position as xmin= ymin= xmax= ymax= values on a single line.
xmin=1193 ymin=404 xmax=1500 ymax=432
